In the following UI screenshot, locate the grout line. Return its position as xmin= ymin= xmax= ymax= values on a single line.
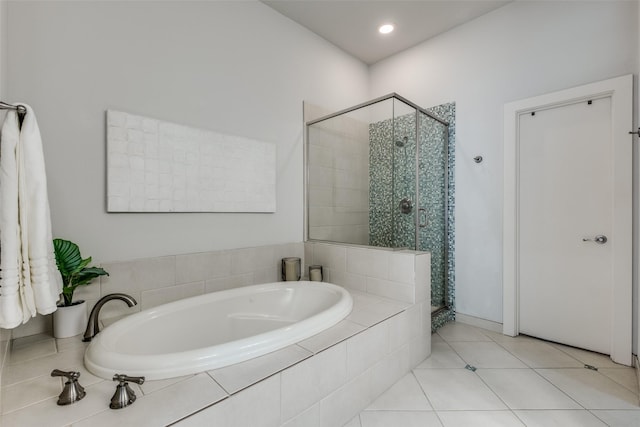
xmin=410 ymin=370 xmax=444 ymax=426
xmin=442 ymin=323 xmax=585 ymax=412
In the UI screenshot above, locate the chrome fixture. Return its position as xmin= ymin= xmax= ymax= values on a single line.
xmin=399 ymin=197 xmax=413 ymax=214
xmin=51 ymin=369 xmax=86 ymax=405
xmin=110 ymin=374 xmax=145 ymax=409
xmin=0 ymin=101 xmax=27 ymax=128
xmin=473 ymin=156 xmax=483 ymax=163
xmin=281 ymin=257 xmax=301 ymax=281
xmin=83 ymin=293 xmax=138 ymax=342
xmin=582 ymin=235 xmax=608 ymax=244
xmin=0 ymin=101 xmax=26 ymax=115
xmin=418 ymin=208 xmax=428 ymax=228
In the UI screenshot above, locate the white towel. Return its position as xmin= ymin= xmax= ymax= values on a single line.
xmin=0 ymin=110 xmax=24 ymax=328
xmin=0 ymin=105 xmax=62 ymax=328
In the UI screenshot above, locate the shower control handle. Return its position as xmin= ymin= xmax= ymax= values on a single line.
xmin=582 ymin=235 xmax=607 ymax=244
xmin=419 ymin=208 xmax=428 ymax=228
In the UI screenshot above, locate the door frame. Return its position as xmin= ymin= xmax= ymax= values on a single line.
xmin=503 ymin=75 xmax=633 ymax=365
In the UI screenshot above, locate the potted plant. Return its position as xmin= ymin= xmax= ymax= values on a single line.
xmin=52 ymin=238 xmax=109 ymax=338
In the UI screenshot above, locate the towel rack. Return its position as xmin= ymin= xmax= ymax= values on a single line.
xmin=0 ymin=101 xmax=26 ymax=115
xmin=0 ymin=101 xmax=27 ymax=128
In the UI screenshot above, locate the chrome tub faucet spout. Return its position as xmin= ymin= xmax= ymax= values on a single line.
xmin=83 ymin=293 xmax=137 ymax=342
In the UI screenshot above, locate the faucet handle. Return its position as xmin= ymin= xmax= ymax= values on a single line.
xmin=113 ymin=374 xmax=145 ymax=385
xmin=51 ymin=370 xmax=86 ymax=405
xmin=110 ymin=374 xmax=145 ymax=409
xmin=51 ymin=369 xmax=81 ymax=381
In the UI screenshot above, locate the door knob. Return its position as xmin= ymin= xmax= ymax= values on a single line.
xmin=582 ymin=235 xmax=608 ymax=244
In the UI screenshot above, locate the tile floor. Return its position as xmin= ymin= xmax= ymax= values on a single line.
xmin=346 ymin=322 xmax=640 ymax=427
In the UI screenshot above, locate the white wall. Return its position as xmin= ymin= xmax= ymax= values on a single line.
xmin=5 ymin=0 xmax=369 ymax=263
xmin=0 ymin=0 xmax=5 ymax=99
xmin=370 ymin=1 xmax=639 ymax=325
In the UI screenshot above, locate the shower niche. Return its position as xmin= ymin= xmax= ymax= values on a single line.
xmin=305 ymin=94 xmax=455 ymax=330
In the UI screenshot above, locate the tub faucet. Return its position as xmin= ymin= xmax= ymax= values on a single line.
xmin=83 ymin=293 xmax=137 ymax=342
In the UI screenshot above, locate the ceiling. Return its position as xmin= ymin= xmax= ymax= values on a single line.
xmin=262 ymin=0 xmax=511 ymax=65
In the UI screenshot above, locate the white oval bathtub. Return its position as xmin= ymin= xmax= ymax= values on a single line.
xmin=84 ymin=281 xmax=352 ymax=380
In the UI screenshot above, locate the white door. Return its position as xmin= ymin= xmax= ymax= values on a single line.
xmin=519 ymin=98 xmax=612 ymax=354
xmin=503 ymin=75 xmax=632 ymax=365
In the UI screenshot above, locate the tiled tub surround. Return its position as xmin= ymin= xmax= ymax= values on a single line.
xmin=10 ymin=242 xmax=306 ymax=339
xmin=304 ymin=241 xmax=431 ymax=305
xmin=1 ymin=289 xmax=429 ymax=427
xmin=2 ymin=242 xmax=431 ymax=426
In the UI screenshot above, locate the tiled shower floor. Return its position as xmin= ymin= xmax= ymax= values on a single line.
xmin=346 ymin=322 xmax=640 ymax=427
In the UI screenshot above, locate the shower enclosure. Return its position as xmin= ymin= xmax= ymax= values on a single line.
xmin=305 ymin=94 xmax=455 ymax=330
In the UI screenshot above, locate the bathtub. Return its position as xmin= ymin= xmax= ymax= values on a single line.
xmin=84 ymin=281 xmax=353 ymax=380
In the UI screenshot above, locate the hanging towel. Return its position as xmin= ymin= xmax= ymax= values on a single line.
xmin=0 ymin=110 xmax=24 ymax=328
xmin=0 ymin=105 xmax=62 ymax=328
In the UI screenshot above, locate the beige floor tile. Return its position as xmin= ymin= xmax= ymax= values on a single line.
xmin=477 ymin=369 xmax=581 ymax=410
xmin=437 ymin=410 xmax=525 ymax=426
xmin=431 ymin=333 xmax=445 ymax=344
xmin=341 ymin=415 xmax=362 ymax=427
xmin=436 ymin=322 xmax=492 ymax=343
xmin=365 ymin=373 xmax=432 ymax=411
xmin=591 ymin=409 xmax=640 ymax=426
xmin=449 ymin=341 xmax=527 ymax=368
xmin=514 ymin=409 xmax=608 ymax=426
xmin=537 ymin=368 xmax=640 ymax=409
xmin=360 ymin=411 xmax=442 ymax=427
xmin=415 ymin=342 xmax=466 ymax=369
xmin=495 ymin=340 xmax=584 ymax=368
xmin=483 ymin=331 xmax=540 ymax=345
xmin=598 ymin=368 xmax=639 ymax=394
xmin=551 ymin=343 xmax=625 ymax=368
xmin=414 ymin=368 xmax=506 ymax=411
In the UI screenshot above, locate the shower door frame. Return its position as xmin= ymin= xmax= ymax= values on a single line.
xmin=304 ymin=94 xmax=452 ymax=320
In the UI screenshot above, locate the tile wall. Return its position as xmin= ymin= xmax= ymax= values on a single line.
xmin=9 ymin=242 xmax=305 ymax=339
xmin=307 ymin=113 xmax=370 ymax=245
xmin=1 ymin=288 xmax=430 ymax=426
xmin=304 ymin=241 xmax=430 ymax=305
xmin=1 ymin=241 xmax=432 ymax=426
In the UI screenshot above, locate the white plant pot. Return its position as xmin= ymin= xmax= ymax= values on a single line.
xmin=53 ymin=300 xmax=88 ymax=339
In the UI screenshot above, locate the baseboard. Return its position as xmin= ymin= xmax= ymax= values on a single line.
xmin=455 ymin=312 xmax=503 ymax=333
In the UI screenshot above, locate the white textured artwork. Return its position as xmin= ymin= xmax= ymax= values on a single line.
xmin=106 ymin=110 xmax=276 ymax=212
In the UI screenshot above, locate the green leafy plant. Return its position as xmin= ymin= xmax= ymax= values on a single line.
xmin=53 ymin=238 xmax=109 ymax=307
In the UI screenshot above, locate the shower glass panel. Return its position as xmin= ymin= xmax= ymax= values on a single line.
xmin=417 ymin=112 xmax=449 ymax=313
xmin=391 ymin=99 xmax=417 ymax=250
xmin=306 ymin=94 xmax=455 ymax=330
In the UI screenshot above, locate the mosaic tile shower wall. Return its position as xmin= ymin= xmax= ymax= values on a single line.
xmin=368 ymin=114 xmax=416 ymax=249
xmin=368 ymin=102 xmax=456 ymax=331
xmin=427 ymin=102 xmax=456 ymax=331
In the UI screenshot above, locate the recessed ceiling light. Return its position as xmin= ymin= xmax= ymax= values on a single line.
xmin=378 ymin=24 xmax=394 ymax=34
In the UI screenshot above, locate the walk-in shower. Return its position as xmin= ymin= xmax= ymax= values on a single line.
xmin=305 ymin=93 xmax=455 ymax=330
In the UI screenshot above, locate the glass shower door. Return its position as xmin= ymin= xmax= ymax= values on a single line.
xmin=391 ymin=98 xmax=417 ymax=249
xmin=417 ymin=112 xmax=449 ymax=312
